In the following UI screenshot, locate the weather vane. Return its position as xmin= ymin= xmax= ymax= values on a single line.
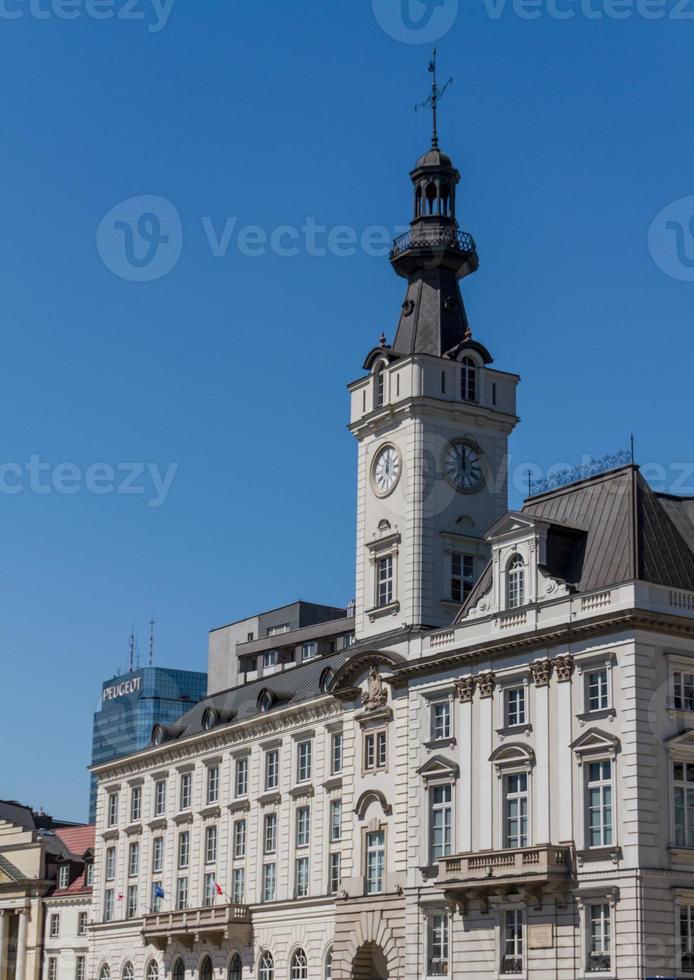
xmin=415 ymin=48 xmax=453 ymax=149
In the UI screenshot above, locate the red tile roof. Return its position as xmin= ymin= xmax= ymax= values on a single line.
xmin=51 ymin=825 xmax=95 ymax=896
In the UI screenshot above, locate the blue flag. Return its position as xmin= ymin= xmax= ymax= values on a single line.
xmin=154 ymin=885 xmax=165 ymax=899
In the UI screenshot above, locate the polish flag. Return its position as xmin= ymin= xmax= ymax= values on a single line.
xmin=214 ymin=881 xmax=223 ymax=897
xmin=116 ymin=894 xmax=124 ymax=901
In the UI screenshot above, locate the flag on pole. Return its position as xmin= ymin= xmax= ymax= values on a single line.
xmin=154 ymin=885 xmax=165 ymax=899
xmin=214 ymin=880 xmax=223 ymax=897
xmin=116 ymin=894 xmax=124 ymax=901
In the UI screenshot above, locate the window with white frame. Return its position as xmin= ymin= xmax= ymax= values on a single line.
xmin=178 ymin=831 xmax=190 ymax=869
xmin=680 ymin=904 xmax=694 ymax=973
xmin=329 ymin=851 xmax=341 ymax=894
xmin=431 ymin=701 xmax=451 ymax=741
xmin=366 ymin=830 xmax=385 ymax=894
xmin=179 ymin=772 xmax=192 ymax=811
xmin=505 ymin=687 xmax=526 ymax=727
xmin=262 ymin=650 xmax=278 ymax=668
xmin=364 ymin=730 xmax=387 ymax=771
xmin=126 ymin=884 xmax=137 ymax=919
xmin=330 ymin=800 xmax=342 ymax=842
xmin=265 ymin=749 xmax=279 ymax=790
xmin=146 ymin=962 xmax=158 ymax=980
xmin=48 ymin=958 xmax=57 ymax=980
xmin=585 ymin=902 xmax=611 ymax=973
xmin=152 ymin=837 xmax=163 ymax=874
xmin=262 ymin=862 xmax=276 ymax=902
xmin=264 ymin=812 xmax=278 ymax=854
xmin=427 ymin=913 xmax=449 ymax=976
xmin=507 ymin=555 xmax=525 ymax=609
xmin=259 ymin=952 xmax=274 ymax=980
xmin=674 ymin=671 xmax=694 ymax=711
xmin=503 ymin=773 xmax=529 ymax=848
xmin=324 ymin=948 xmax=333 ymax=980
xmin=460 ymin=356 xmax=477 ymax=402
xmin=586 ymin=669 xmax=609 ymax=712
xmin=430 ymin=784 xmax=453 ymax=863
xmin=78 ymin=911 xmax=88 ymax=936
xmin=377 ymin=555 xmax=394 ymax=607
xmin=128 ymin=841 xmax=139 ymax=877
xmin=235 ymin=757 xmax=249 ymax=797
xmin=107 ymin=791 xmax=119 ymax=827
xmin=176 ymin=876 xmax=188 ymax=910
xmin=296 ymin=806 xmax=311 ymax=847
xmin=205 ymin=825 xmax=218 ymax=864
xmin=103 ymin=889 xmax=114 ymax=922
xmin=76 ymin=956 xmax=86 ymax=980
xmin=302 ymin=641 xmax=318 ymax=661
xmin=291 ymin=949 xmax=308 ymax=980
xmin=451 ymin=552 xmax=474 ymax=603
xmin=206 ymin=765 xmax=219 ymax=805
xmin=586 ymin=760 xmax=613 ymax=848
xmin=233 ymin=818 xmax=246 ymax=859
xmin=203 ymin=872 xmax=216 ymax=908
xmin=85 ymin=862 xmax=93 ymax=887
xmin=58 ymin=864 xmax=70 ymax=888
xmin=674 ymin=761 xmax=694 ymax=847
xmin=331 ymin=732 xmax=343 ymax=774
xmin=375 ymin=364 xmax=385 ymax=407
xmin=154 ymin=779 xmax=166 ymax=816
xmin=130 ymin=785 xmax=142 ymax=823
xmin=295 ymin=855 xmax=310 ymax=898
xmin=50 ymin=914 xmax=60 ymax=937
xmin=500 ymin=909 xmax=524 ymax=975
xmin=232 ymin=867 xmax=245 ymax=904
xmin=105 ymin=847 xmax=116 ymax=881
xmin=297 ymin=740 xmax=312 ymax=782
xmin=151 ymin=882 xmax=163 ymax=913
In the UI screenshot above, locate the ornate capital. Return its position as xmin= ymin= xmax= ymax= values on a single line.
xmin=455 ymin=676 xmax=476 ymax=703
xmin=553 ymin=654 xmax=575 ymax=683
xmin=477 ymin=672 xmax=495 ymax=699
xmin=530 ymin=658 xmax=552 ymax=687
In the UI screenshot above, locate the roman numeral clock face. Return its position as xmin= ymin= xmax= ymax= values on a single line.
xmin=444 ymin=440 xmax=484 ymax=493
xmin=372 ymin=444 xmax=401 ymax=497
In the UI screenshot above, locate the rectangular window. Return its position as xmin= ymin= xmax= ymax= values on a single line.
xmin=587 ymin=669 xmax=609 ymax=712
xmin=107 ymin=792 xmax=119 ymax=828
xmin=77 ymin=912 xmax=88 ymax=937
xmin=265 ymin=749 xmax=279 ymax=790
xmin=262 ymin=863 xmax=276 ymax=902
xmin=302 ymin=640 xmax=318 ymax=661
xmin=267 ymin=624 xmax=290 ymax=636
xmin=152 ymin=837 xmax=163 ymax=874
xmin=50 ymin=914 xmax=60 ymax=937
xmin=58 ymin=865 xmax=70 ymax=889
xmin=366 ymin=830 xmax=385 ymax=894
xmin=48 ymin=959 xmax=57 ymax=980
xmin=343 ymin=632 xmax=356 ymax=648
xmin=205 ymin=825 xmax=218 ymax=864
xmin=103 ymin=890 xmax=114 ymax=923
xmin=264 ymin=812 xmax=278 ymax=855
xmin=501 ymin=909 xmax=524 ymax=975
xmin=674 ymin=761 xmax=694 ymax=847
xmin=365 ymin=731 xmax=387 ymax=771
xmin=680 ymin=905 xmax=694 ymax=973
xmin=331 ymin=733 xmax=343 ymax=775
xmin=330 ymin=800 xmax=342 ymax=843
xmin=428 ymin=914 xmax=449 ymax=976
xmin=295 ymin=856 xmax=310 ymax=898
xmin=586 ymin=903 xmax=611 ymax=973
xmin=151 ymin=882 xmax=163 ymax=913
xmin=130 ymin=785 xmax=142 ymax=823
xmin=105 ymin=847 xmax=116 ymax=881
xmin=431 ymin=785 xmax=453 ymax=863
xmin=235 ymin=757 xmax=249 ymax=797
xmin=451 ymin=552 xmax=474 ymax=603
xmin=76 ymin=957 xmax=86 ymax=980
xmin=505 ymin=687 xmax=526 ymax=727
xmin=203 ymin=872 xmax=216 ymax=908
xmin=377 ymin=555 xmax=394 ymax=607
xmin=262 ymin=649 xmax=279 ymax=668
xmin=329 ymin=851 xmax=341 ymax=894
xmin=128 ymin=841 xmax=139 ymax=877
xmin=586 ymin=760 xmax=613 ymax=848
xmin=126 ymin=884 xmax=137 ymax=920
xmin=178 ymin=831 xmax=190 ymax=869
xmin=233 ymin=819 xmax=247 ymax=859
xmin=504 ymin=773 xmax=529 ymax=848
xmin=176 ymin=876 xmax=188 ymax=911
xmin=674 ymin=671 xmax=694 ymax=712
xmin=232 ymin=868 xmax=245 ymax=905
xmin=432 ymin=702 xmax=451 ymax=741
xmin=85 ymin=863 xmax=93 ymax=887
xmin=154 ymin=779 xmax=166 ymax=817
xmin=206 ymin=765 xmax=219 ymax=805
xmin=296 ymin=806 xmax=310 ymax=848
xmin=297 ymin=740 xmax=312 ymax=782
xmin=179 ymin=772 xmax=192 ymax=811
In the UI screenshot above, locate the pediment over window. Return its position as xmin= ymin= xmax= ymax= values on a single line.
xmin=489 ymin=742 xmax=535 ymax=769
xmin=486 ymin=512 xmax=541 ymax=540
xmin=417 ymin=754 xmax=460 ymax=782
xmin=570 ymin=727 xmax=621 ymax=758
xmin=664 ymin=729 xmax=694 ymax=752
xmin=355 ymin=789 xmax=392 ymax=820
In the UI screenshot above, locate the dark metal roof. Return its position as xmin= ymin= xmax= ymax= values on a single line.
xmin=391 ymin=271 xmax=472 ymax=358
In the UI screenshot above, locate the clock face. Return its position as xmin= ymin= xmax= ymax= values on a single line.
xmin=373 ymin=445 xmax=401 ymax=496
xmin=444 ymin=441 xmax=483 ymax=493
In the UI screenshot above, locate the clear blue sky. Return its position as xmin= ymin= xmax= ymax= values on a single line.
xmin=1 ymin=0 xmax=692 ymax=820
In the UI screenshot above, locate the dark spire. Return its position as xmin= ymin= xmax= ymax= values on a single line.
xmin=387 ymin=54 xmax=482 ymax=361
xmin=416 ymin=48 xmax=453 ymax=151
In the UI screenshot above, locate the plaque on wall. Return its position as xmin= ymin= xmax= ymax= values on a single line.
xmin=528 ymin=924 xmax=554 ymax=949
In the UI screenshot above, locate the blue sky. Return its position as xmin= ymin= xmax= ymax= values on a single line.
xmin=0 ymin=0 xmax=692 ymax=819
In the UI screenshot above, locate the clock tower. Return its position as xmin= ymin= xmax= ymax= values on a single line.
xmin=349 ymin=75 xmax=519 ymax=641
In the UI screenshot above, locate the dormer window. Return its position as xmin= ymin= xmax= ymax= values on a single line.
xmin=258 ymin=690 xmax=274 ymax=713
xmin=507 ymin=554 xmax=526 ymax=609
xmin=58 ymin=864 xmax=70 ymax=889
xmin=460 ymin=356 xmax=477 ymax=402
xmin=202 ymin=708 xmax=217 ymax=731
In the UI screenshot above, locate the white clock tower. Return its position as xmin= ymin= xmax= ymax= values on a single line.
xmin=349 ymin=92 xmax=519 ymax=641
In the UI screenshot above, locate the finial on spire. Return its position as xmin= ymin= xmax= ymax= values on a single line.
xmin=379 ymin=331 xmax=387 ymax=348
xmin=416 ymin=48 xmax=453 ymax=150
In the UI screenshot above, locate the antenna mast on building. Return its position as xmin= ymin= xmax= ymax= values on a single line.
xmin=149 ymin=619 xmax=156 ymax=666
xmin=129 ymin=625 xmax=136 ymax=673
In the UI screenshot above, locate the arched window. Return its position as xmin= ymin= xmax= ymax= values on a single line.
xmin=122 ymin=964 xmax=134 ymax=980
xmin=374 ymin=364 xmax=385 ymax=408
xmin=258 ymin=952 xmax=274 ymax=980
xmin=173 ymin=959 xmax=185 ymax=980
xmin=324 ymin=948 xmax=333 ymax=980
xmin=228 ymin=955 xmax=242 ymax=980
xmin=258 ymin=690 xmax=273 ymax=713
xmin=200 ymin=957 xmax=213 ymax=980
xmin=99 ymin=966 xmax=110 ymax=980
xmin=461 ymin=356 xmax=477 ymax=402
xmin=146 ymin=962 xmax=159 ymax=980
xmin=290 ymin=950 xmax=307 ymax=980
xmin=507 ymin=555 xmax=526 ymax=609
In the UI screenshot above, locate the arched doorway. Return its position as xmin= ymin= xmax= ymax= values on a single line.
xmin=351 ymin=943 xmax=388 ymax=980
